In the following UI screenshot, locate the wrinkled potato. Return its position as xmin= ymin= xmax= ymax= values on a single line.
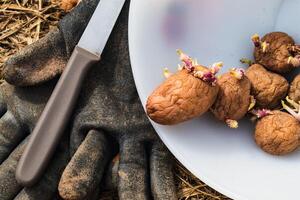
xmin=255 ymin=111 xmax=300 ymax=155
xmin=253 ymin=32 xmax=299 ymax=73
xmin=245 ymin=64 xmax=289 ymax=109
xmin=146 ymin=69 xmax=219 ymax=125
xmin=289 ymin=74 xmax=300 ymax=102
xmin=60 ymin=0 xmax=80 ymax=11
xmin=210 ymin=71 xmax=251 ymax=124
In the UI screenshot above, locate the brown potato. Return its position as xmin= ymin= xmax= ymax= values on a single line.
xmin=146 ymin=69 xmax=219 ymax=125
xmin=60 ymin=0 xmax=79 ymax=11
xmin=289 ymin=74 xmax=300 ymax=102
xmin=245 ymin=64 xmax=289 ymax=109
xmin=253 ymin=32 xmax=299 ymax=73
xmin=211 ymin=71 xmax=251 ymax=122
xmin=255 ymin=111 xmax=300 ymax=155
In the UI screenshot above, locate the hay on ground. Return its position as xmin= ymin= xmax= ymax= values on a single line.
xmin=0 ymin=0 xmax=65 ymax=81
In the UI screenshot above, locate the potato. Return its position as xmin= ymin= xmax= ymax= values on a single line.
xmin=289 ymin=74 xmax=300 ymax=102
xmin=210 ymin=70 xmax=251 ymax=126
xmin=146 ymin=69 xmax=219 ymax=125
xmin=60 ymin=0 xmax=79 ymax=11
xmin=245 ymin=64 xmax=289 ymax=109
xmin=255 ymin=111 xmax=300 ymax=155
xmin=253 ymin=32 xmax=299 ymax=73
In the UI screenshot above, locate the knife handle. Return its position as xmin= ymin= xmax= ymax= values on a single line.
xmin=16 ymin=46 xmax=100 ymax=186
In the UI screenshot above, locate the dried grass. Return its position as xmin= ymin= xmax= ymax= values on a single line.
xmin=0 ymin=0 xmax=65 ymax=81
xmin=175 ymin=161 xmax=230 ymax=200
xmin=0 ymin=0 xmax=230 ymax=199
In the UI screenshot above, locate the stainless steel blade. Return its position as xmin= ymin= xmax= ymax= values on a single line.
xmin=78 ymin=0 xmax=126 ymax=56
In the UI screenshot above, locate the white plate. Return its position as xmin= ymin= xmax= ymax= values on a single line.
xmin=128 ymin=1 xmax=300 ymax=199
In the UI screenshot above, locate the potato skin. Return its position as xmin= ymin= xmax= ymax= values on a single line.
xmin=60 ymin=0 xmax=78 ymax=11
xmin=210 ymin=72 xmax=251 ymax=121
xmin=254 ymin=32 xmax=295 ymax=73
xmin=245 ymin=64 xmax=289 ymax=109
xmin=289 ymin=74 xmax=300 ymax=102
xmin=146 ymin=69 xmax=219 ymax=125
xmin=255 ymin=111 xmax=300 ymax=155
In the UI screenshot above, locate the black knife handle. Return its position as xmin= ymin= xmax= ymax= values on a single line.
xmin=16 ymin=46 xmax=100 ymax=186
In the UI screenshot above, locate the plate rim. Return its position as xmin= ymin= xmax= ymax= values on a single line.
xmin=127 ymin=0 xmax=249 ymax=199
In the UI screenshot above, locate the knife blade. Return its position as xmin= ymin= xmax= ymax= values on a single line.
xmin=78 ymin=0 xmax=126 ymax=55
xmin=16 ymin=0 xmax=126 ymax=186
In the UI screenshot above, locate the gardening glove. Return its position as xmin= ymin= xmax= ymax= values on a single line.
xmin=2 ymin=0 xmax=177 ymax=200
xmin=0 ymin=80 xmax=70 ymax=200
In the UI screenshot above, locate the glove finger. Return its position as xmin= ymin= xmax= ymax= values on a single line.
xmin=14 ymin=140 xmax=69 ymax=200
xmin=100 ymin=154 xmax=119 ymax=200
xmin=52 ymin=194 xmax=63 ymax=200
xmin=69 ymin=122 xmax=86 ymax=155
xmin=150 ymin=141 xmax=177 ymax=200
xmin=0 ymin=111 xmax=25 ymax=164
xmin=59 ymin=130 xmax=111 ymax=200
xmin=118 ymin=140 xmax=149 ymax=200
xmin=3 ymin=29 xmax=67 ymax=86
xmin=102 ymin=154 xmax=119 ymax=193
xmin=0 ymin=138 xmax=27 ymax=200
xmin=0 ymin=92 xmax=7 ymax=116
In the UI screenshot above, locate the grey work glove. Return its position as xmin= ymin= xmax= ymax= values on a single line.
xmin=0 ymin=81 xmax=70 ymax=200
xmin=1 ymin=0 xmax=177 ymax=199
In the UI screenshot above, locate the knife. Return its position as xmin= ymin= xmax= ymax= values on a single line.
xmin=16 ymin=0 xmax=126 ymax=186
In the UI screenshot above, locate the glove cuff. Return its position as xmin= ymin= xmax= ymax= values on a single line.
xmin=59 ymin=0 xmax=100 ymax=57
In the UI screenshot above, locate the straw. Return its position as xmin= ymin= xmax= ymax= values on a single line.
xmin=0 ymin=0 xmax=65 ymax=82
